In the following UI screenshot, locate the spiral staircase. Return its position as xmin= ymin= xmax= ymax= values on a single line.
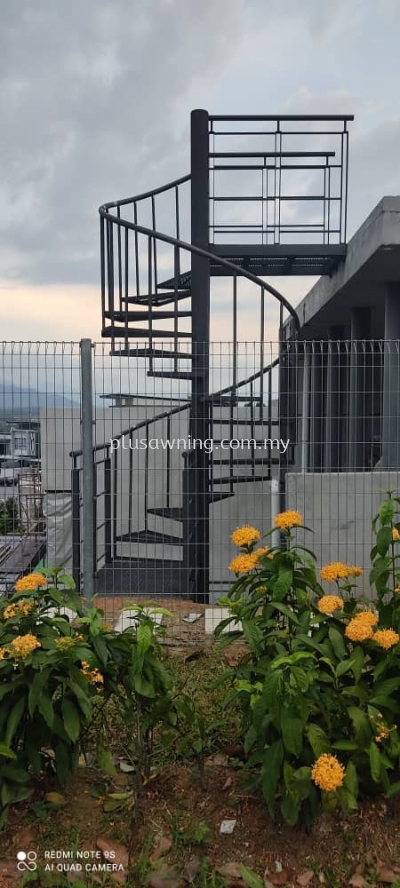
xmin=72 ymin=110 xmax=353 ymax=602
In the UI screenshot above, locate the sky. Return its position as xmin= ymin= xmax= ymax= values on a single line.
xmin=1 ymin=0 xmax=400 ymax=345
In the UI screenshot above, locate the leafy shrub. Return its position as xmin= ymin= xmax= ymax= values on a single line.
xmin=215 ymin=499 xmax=400 ymax=825
xmin=0 ymin=569 xmax=176 ymax=824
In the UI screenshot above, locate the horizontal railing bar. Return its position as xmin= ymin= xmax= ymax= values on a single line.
xmin=210 ymin=151 xmax=336 ymax=158
xmin=209 ymin=114 xmax=354 ymax=121
xmin=213 ymin=163 xmax=342 ymax=170
xmin=211 ymin=128 xmax=352 ymax=136
xmin=212 ymin=195 xmax=340 ymax=202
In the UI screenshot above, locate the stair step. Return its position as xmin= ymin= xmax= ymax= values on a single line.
xmin=123 ymin=290 xmax=191 ymax=306
xmin=158 ymin=271 xmax=192 ymax=290
xmin=102 ymin=326 xmax=190 ymax=339
xmin=147 ymin=492 xmax=234 ymax=521
xmin=104 ymin=309 xmax=192 ymax=322
xmin=108 ymin=347 xmax=193 ymax=360
xmin=213 ymin=473 xmax=271 ymax=484
xmin=116 ymin=529 xmax=183 ymax=546
xmin=147 ymin=370 xmax=198 ymax=380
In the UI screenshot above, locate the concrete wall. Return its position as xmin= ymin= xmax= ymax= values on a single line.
xmin=286 ymin=471 xmax=400 ymax=600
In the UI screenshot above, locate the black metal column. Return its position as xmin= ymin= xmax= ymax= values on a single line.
xmin=349 ymin=308 xmax=371 ymax=469
xmin=381 ymin=284 xmax=400 ymax=469
xmin=184 ymin=109 xmax=210 ymax=603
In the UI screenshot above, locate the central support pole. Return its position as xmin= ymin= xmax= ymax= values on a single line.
xmin=184 ymin=109 xmax=210 ymax=603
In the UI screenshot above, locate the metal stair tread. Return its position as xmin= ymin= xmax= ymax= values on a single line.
xmin=104 ymin=309 xmax=192 ymax=321
xmin=116 ymin=529 xmax=183 ymax=546
xmin=123 ymin=290 xmax=191 ymax=306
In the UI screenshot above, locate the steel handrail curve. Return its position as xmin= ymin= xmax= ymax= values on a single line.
xmin=76 ymin=176 xmax=300 ymax=462
xmin=99 ymin=210 xmax=301 ymax=330
xmin=101 ymin=173 xmax=191 ymax=211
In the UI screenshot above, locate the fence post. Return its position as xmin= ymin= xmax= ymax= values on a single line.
xmin=80 ymin=339 xmax=95 ymax=600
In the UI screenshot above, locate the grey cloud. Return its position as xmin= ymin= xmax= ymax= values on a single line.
xmin=0 ymin=0 xmax=246 ymax=287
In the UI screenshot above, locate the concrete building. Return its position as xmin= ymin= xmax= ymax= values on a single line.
xmin=282 ymin=197 xmax=400 ymax=598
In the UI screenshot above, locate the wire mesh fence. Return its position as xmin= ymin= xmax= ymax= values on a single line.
xmin=1 ymin=340 xmax=399 ymax=636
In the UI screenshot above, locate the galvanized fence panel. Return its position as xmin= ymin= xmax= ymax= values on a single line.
xmin=1 ymin=340 xmax=399 ymax=633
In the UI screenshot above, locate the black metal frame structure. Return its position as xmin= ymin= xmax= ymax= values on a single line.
xmin=96 ymin=109 xmax=353 ymax=602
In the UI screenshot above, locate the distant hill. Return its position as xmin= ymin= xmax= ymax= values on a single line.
xmin=0 ymin=387 xmax=79 ymax=419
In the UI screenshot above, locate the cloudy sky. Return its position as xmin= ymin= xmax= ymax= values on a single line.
xmin=1 ymin=0 xmax=400 ymax=344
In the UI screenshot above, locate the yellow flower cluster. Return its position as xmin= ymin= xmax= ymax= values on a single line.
xmin=355 ymin=610 xmax=378 ymax=625
xmin=231 ymin=526 xmax=261 ymax=548
xmin=15 ymin=573 xmax=47 ymax=592
xmin=81 ymin=661 xmax=104 ymax=685
xmin=320 ymin=562 xmax=363 ymax=582
xmin=55 ymin=636 xmax=76 ymax=650
xmin=317 ymin=595 xmax=344 ymax=615
xmin=274 ymin=510 xmax=303 ymax=530
xmin=229 ymin=553 xmax=258 ymax=574
xmin=369 ymin=713 xmax=396 ymax=743
xmin=392 ymin=528 xmax=400 ymax=541
xmin=9 ymin=634 xmax=41 ymax=659
xmin=311 ymin=754 xmax=345 ymax=791
xmin=345 ymin=611 xmax=377 ymax=642
xmin=3 ymin=599 xmax=34 ymax=620
xmin=373 ymin=629 xmax=399 ymax=650
xmin=394 ymin=584 xmax=400 ymax=594
xmin=253 ymin=546 xmax=271 ymax=561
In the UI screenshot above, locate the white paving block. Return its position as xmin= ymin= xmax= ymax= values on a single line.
xmin=113 ymin=608 xmax=163 ymax=634
xmin=204 ymin=606 xmax=242 ymax=636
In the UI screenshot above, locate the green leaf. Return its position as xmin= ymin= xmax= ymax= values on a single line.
xmin=5 ymin=697 xmax=25 ymax=746
xmin=273 ymin=565 xmax=293 ymax=599
xmin=280 ymin=792 xmax=301 ymax=825
xmin=385 ymin=780 xmax=400 ymax=798
xmin=261 ymin=740 xmax=284 ymax=810
xmin=239 ymin=864 xmax=264 ymax=888
xmin=97 ymin=742 xmax=117 ymax=777
xmin=332 ymin=740 xmax=359 ymax=751
xmin=328 ymin=627 xmax=345 ymax=660
xmin=137 ymin=622 xmax=153 ymax=655
xmin=376 ymin=526 xmax=393 ymax=556
xmin=37 ymin=694 xmax=55 ymax=730
xmin=369 ymin=741 xmax=382 ymax=782
xmin=350 ymin=646 xmax=364 ymax=682
xmin=344 ymin=761 xmax=358 ymax=797
xmin=244 ymin=725 xmax=258 ymax=754
xmin=55 ymin=742 xmax=71 ymax=786
xmin=281 ymin=708 xmax=304 ymax=757
xmin=306 ymin=724 xmax=330 ymax=757
xmin=28 ymin=668 xmax=51 ymax=717
xmin=0 ymin=743 xmax=16 ymax=760
xmin=348 ymin=706 xmax=372 ymax=747
xmin=373 ymin=677 xmax=400 ymax=697
xmin=336 ymin=659 xmax=356 ymax=678
xmin=379 ymin=499 xmax=394 ymax=525
xmin=45 ymin=791 xmax=67 ymax=808
xmin=242 ymin=619 xmax=263 ymax=653
xmin=61 ymin=698 xmax=81 ymax=743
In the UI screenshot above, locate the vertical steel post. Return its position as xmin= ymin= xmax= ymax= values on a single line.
xmin=185 ymin=109 xmax=210 ymax=603
xmin=80 ymin=338 xmax=95 ymax=600
xmin=381 ymin=285 xmax=400 ymax=469
xmin=71 ymin=465 xmax=81 ymax=593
